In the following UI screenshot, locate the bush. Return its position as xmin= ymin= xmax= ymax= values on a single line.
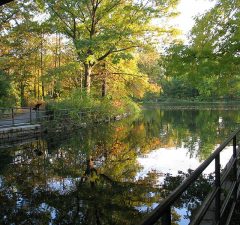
xmin=46 ymin=88 xmax=140 ymax=123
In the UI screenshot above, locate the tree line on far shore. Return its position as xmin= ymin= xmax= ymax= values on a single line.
xmin=0 ymin=0 xmax=239 ymax=114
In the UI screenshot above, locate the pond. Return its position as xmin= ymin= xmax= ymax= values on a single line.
xmin=0 ymin=106 xmax=240 ymax=225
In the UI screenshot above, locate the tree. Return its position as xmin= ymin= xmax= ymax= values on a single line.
xmin=190 ymin=0 xmax=240 ymax=98
xmin=0 ymin=70 xmax=16 ymax=106
xmin=161 ymin=0 xmax=240 ymax=100
xmin=0 ymin=0 xmax=45 ymax=105
xmin=40 ymin=0 xmax=179 ymax=94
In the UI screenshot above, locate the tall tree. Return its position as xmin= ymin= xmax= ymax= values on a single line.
xmin=190 ymin=0 xmax=240 ymax=98
xmin=40 ymin=0 xmax=179 ymax=94
xmin=161 ymin=0 xmax=240 ymax=100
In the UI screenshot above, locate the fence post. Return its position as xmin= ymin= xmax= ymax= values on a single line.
xmin=11 ymin=108 xmax=14 ymax=125
xmin=215 ymin=154 xmax=221 ymax=224
xmin=30 ymin=107 xmax=32 ymax=124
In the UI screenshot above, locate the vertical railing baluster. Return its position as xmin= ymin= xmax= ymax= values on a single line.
xmin=30 ymin=107 xmax=32 ymax=124
xmin=215 ymin=154 xmax=221 ymax=224
xmin=233 ymin=136 xmax=237 ymax=157
xmin=161 ymin=206 xmax=171 ymax=225
xmin=233 ymin=136 xmax=238 ymax=203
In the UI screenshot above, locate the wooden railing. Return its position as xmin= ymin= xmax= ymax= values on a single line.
xmin=140 ymin=127 xmax=240 ymax=225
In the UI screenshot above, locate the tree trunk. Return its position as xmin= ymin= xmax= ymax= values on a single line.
xmin=42 ymin=82 xmax=45 ymax=98
xmin=34 ymin=56 xmax=37 ymax=98
xmin=34 ymin=77 xmax=37 ymax=98
xmin=84 ymin=63 xmax=92 ymax=94
xmin=58 ymin=33 xmax=61 ymax=67
xmin=37 ymin=70 xmax=40 ymax=100
xmin=20 ymin=82 xmax=25 ymax=107
xmin=80 ymin=72 xmax=83 ymax=93
xmin=40 ymin=30 xmax=44 ymax=99
xmin=102 ymin=77 xmax=107 ymax=97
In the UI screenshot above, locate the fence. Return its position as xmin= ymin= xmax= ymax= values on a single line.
xmin=0 ymin=107 xmax=125 ymax=129
xmin=0 ymin=107 xmax=38 ymax=128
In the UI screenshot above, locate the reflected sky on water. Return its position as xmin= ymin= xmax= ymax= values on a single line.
xmin=137 ymin=145 xmax=233 ymax=183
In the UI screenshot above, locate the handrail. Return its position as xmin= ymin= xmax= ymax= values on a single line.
xmin=0 ymin=107 xmax=115 ymax=128
xmin=140 ymin=127 xmax=240 ymax=225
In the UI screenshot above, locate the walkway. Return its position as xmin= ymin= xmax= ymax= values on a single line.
xmin=0 ymin=108 xmax=40 ymax=128
xmin=0 ymin=108 xmax=43 ymax=141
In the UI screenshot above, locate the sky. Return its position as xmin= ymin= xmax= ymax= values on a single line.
xmin=172 ymin=0 xmax=216 ymax=41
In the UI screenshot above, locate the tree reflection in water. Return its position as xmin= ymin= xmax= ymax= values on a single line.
xmin=0 ymin=108 xmax=239 ymax=224
xmin=163 ymin=170 xmax=214 ymax=223
xmin=0 ymin=146 xmax=162 ymax=224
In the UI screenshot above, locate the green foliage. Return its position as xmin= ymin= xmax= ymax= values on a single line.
xmin=0 ymin=70 xmax=16 ymax=107
xmin=160 ymin=0 xmax=240 ymax=100
xmin=49 ymin=89 xmax=99 ymax=110
xmin=48 ymin=88 xmax=140 ymax=122
xmin=161 ymin=77 xmax=199 ymax=99
xmin=138 ymin=49 xmax=164 ymax=84
xmin=39 ymin=0 xmax=179 ymax=93
xmin=0 ymin=0 xmax=179 ymax=110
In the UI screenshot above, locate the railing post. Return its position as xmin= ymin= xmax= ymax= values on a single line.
xmin=161 ymin=206 xmax=171 ymax=225
xmin=215 ymin=154 xmax=221 ymax=224
xmin=233 ymin=135 xmax=238 ymax=202
xmin=233 ymin=135 xmax=237 ymax=161
xmin=11 ymin=108 xmax=14 ymax=125
xmin=30 ymin=107 xmax=32 ymax=124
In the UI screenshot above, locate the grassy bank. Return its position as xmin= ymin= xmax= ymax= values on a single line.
xmin=45 ymin=90 xmax=141 ymax=126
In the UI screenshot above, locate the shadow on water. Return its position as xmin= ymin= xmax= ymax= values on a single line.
xmin=0 ymin=107 xmax=239 ymax=224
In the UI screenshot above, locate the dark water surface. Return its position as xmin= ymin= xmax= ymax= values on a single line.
xmin=0 ymin=107 xmax=239 ymax=225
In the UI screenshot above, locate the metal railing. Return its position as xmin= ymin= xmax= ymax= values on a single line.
xmin=41 ymin=107 xmax=127 ymax=124
xmin=0 ymin=107 xmax=73 ymax=128
xmin=0 ymin=107 xmax=38 ymax=128
xmin=0 ymin=107 xmax=123 ymax=128
xmin=141 ymin=127 xmax=240 ymax=225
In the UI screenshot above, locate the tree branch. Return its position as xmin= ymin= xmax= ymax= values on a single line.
xmin=46 ymin=3 xmax=75 ymax=38
xmin=97 ymin=49 xmax=112 ymax=61
xmin=111 ymin=45 xmax=139 ymax=53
